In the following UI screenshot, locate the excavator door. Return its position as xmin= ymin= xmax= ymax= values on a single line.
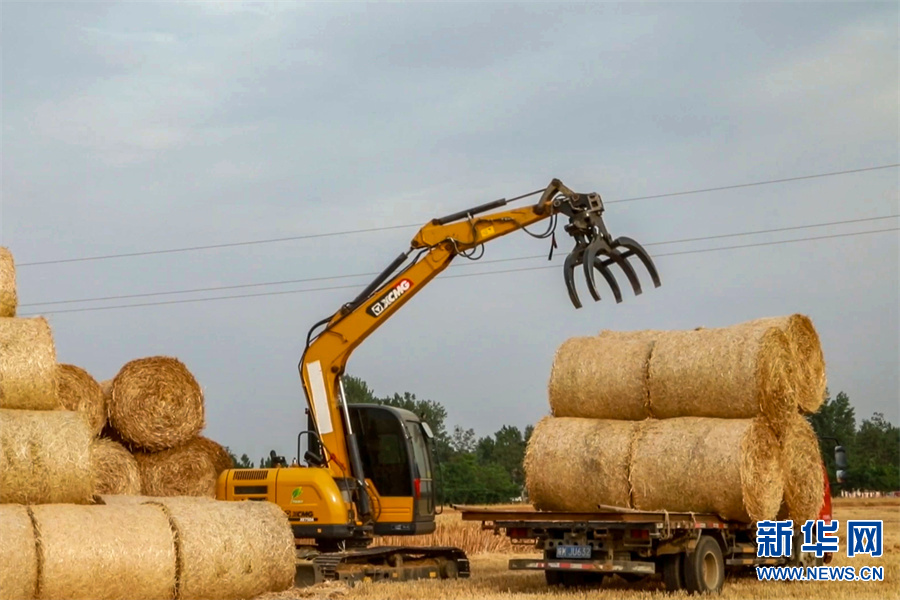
xmin=348 ymin=404 xmax=437 ymax=535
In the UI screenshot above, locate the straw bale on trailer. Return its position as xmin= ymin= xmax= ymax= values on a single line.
xmin=135 ymin=436 xmax=225 ymax=497
xmin=91 ymin=438 xmax=141 ymax=496
xmin=647 ymin=325 xmax=796 ymax=428
xmin=779 ymin=412 xmax=825 ymax=524
xmin=0 ymin=505 xmax=37 ymax=600
xmin=525 ymin=417 xmax=637 ymax=512
xmin=30 ymin=503 xmax=177 ymax=600
xmin=525 ymin=416 xmax=783 ymax=522
xmin=629 ymin=417 xmax=783 ymax=522
xmin=0 ymin=247 xmax=15 ymax=318
xmin=0 ymin=409 xmax=93 ymax=504
xmin=57 ymin=364 xmax=106 ymax=436
xmin=0 ymin=317 xmax=59 ymax=410
xmin=548 ymin=336 xmax=653 ymax=420
xmin=149 ymin=497 xmax=296 ymax=600
xmin=108 ymin=356 xmax=205 ymax=451
xmin=745 ymin=314 xmax=826 ymax=413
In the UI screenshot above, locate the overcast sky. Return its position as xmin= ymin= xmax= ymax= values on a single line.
xmin=2 ymin=2 xmax=897 ymax=462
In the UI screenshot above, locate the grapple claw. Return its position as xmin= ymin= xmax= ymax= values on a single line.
xmin=614 ymin=236 xmax=662 ymax=288
xmin=563 ymin=246 xmax=584 ymax=309
xmin=582 ymin=237 xmax=604 ymax=302
xmin=592 ymin=257 xmax=623 ymax=303
xmin=605 ymin=245 xmax=643 ymax=296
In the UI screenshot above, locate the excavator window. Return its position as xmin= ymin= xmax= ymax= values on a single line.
xmin=350 ymin=406 xmax=414 ymax=497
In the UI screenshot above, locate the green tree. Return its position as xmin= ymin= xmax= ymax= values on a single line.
xmin=854 ymin=413 xmax=900 ymax=491
xmin=808 ymin=390 xmax=857 ymax=487
xmin=237 ymin=453 xmax=253 ymax=468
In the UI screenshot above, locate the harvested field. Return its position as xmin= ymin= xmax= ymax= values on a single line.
xmin=108 ymin=356 xmax=205 ymax=451
xmin=91 ymin=438 xmax=141 ymax=496
xmin=0 ymin=408 xmax=93 ymax=504
xmin=0 ymin=316 xmax=59 ymax=410
xmin=57 ymin=364 xmax=106 ymax=436
xmin=257 ymin=498 xmax=900 ymax=600
xmin=134 ymin=436 xmax=224 ymax=497
xmin=0 ymin=247 xmax=15 ymax=317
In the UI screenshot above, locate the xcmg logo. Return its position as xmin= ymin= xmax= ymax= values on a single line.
xmin=367 ymin=279 xmax=413 ymax=317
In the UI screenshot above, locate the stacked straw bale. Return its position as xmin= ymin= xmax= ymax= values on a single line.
xmin=0 ymin=247 xmax=15 ymax=318
xmin=108 ymin=356 xmax=205 ymax=451
xmin=91 ymin=438 xmax=141 ymax=496
xmin=0 ymin=505 xmax=38 ymax=600
xmin=0 ymin=317 xmax=59 ymax=410
xmin=5 ymin=498 xmax=295 ymax=600
xmin=31 ymin=503 xmax=177 ymax=600
xmin=525 ymin=416 xmax=783 ymax=522
xmin=135 ymin=436 xmax=231 ymax=498
xmin=779 ymin=412 xmax=825 ymax=523
xmin=0 ymin=409 xmax=93 ymax=504
xmin=57 ymin=364 xmax=106 ymax=436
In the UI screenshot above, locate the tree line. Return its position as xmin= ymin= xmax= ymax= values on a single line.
xmin=228 ymin=378 xmax=898 ymax=500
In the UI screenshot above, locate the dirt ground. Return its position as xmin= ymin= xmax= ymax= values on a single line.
xmin=262 ymin=497 xmax=900 ymax=600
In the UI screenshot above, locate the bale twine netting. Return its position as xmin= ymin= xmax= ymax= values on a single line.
xmin=525 ymin=417 xmax=636 ymax=511
xmin=0 ymin=247 xmax=15 ymax=318
xmin=548 ymin=336 xmax=654 ymax=420
xmin=91 ymin=438 xmax=141 ymax=496
xmin=0 ymin=409 xmax=93 ymax=504
xmin=0 ymin=505 xmax=37 ymax=600
xmin=135 ymin=436 xmax=230 ymax=497
xmin=0 ymin=317 xmax=59 ymax=410
xmin=630 ymin=417 xmax=784 ymax=522
xmin=31 ymin=503 xmax=177 ymax=600
xmin=745 ymin=315 xmax=826 ymax=414
xmin=108 ymin=356 xmax=205 ymax=451
xmin=779 ymin=412 xmax=825 ymax=524
xmin=525 ymin=416 xmax=783 ymax=522
xmin=57 ymin=364 xmax=106 ymax=436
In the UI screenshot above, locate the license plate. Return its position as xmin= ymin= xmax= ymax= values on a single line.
xmin=556 ymin=545 xmax=592 ymax=559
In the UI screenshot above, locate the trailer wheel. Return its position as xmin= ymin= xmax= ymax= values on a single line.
xmin=684 ymin=536 xmax=724 ymax=594
xmin=663 ymin=553 xmax=684 ymax=591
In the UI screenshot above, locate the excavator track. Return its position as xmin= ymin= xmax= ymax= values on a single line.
xmin=295 ymin=546 xmax=470 ymax=586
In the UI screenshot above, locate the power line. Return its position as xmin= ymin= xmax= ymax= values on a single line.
xmin=19 ymin=226 xmax=898 ymax=316
xmin=20 ymin=214 xmax=898 ymax=308
xmin=16 ymin=163 xmax=899 ymax=267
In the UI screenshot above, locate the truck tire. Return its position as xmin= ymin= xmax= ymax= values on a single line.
xmin=683 ymin=536 xmax=724 ymax=594
xmin=663 ymin=553 xmax=684 ymax=591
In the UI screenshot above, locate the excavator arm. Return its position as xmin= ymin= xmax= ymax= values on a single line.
xmin=298 ymin=178 xmax=660 ymax=522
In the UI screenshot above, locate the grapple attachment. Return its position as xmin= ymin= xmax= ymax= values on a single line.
xmin=551 ymin=188 xmax=661 ymax=308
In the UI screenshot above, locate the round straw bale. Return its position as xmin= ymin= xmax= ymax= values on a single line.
xmin=109 ymin=356 xmax=205 ymax=451
xmin=148 ymin=497 xmax=295 ymax=600
xmin=525 ymin=416 xmax=637 ymax=511
xmin=0 ymin=505 xmax=37 ymax=600
xmin=57 ymin=364 xmax=106 ymax=436
xmin=0 ymin=316 xmax=59 ymax=410
xmin=0 ymin=408 xmax=93 ymax=504
xmin=780 ymin=412 xmax=825 ymax=523
xmin=630 ymin=417 xmax=783 ymax=522
xmin=0 ymin=247 xmax=15 ymax=318
xmin=30 ymin=503 xmax=176 ymax=600
xmin=548 ymin=336 xmax=653 ymax=420
xmin=647 ymin=325 xmax=796 ymax=430
xmin=135 ymin=436 xmax=221 ymax=497
xmin=91 ymin=438 xmax=141 ymax=496
xmin=191 ymin=435 xmax=234 ymax=476
xmin=744 ymin=315 xmax=826 ymax=414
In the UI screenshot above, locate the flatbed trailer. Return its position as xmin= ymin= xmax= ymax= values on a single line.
xmin=456 ymin=505 xmax=826 ymax=594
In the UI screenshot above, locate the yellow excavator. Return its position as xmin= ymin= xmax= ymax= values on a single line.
xmin=216 ymin=178 xmax=662 ymax=584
